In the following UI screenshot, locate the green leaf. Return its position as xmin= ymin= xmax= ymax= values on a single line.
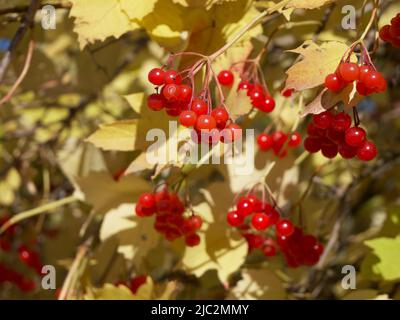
xmin=362 ymin=236 xmax=400 ymax=281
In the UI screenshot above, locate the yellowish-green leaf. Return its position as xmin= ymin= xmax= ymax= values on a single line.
xmin=75 ymin=172 xmax=151 ymax=215
xmin=362 ymin=236 xmax=400 ymax=281
xmin=86 ymin=284 xmax=135 ymax=300
xmin=287 ymin=0 xmax=335 ymax=10
xmin=227 ymin=269 xmax=285 ymax=299
xmin=284 ymin=40 xmax=349 ymax=92
xmin=69 ymin=0 xmax=139 ymax=49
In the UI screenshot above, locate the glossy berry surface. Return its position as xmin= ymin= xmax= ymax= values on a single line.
xmin=148 ymin=68 xmax=165 ymax=85
xmin=217 ymin=70 xmax=234 ymax=86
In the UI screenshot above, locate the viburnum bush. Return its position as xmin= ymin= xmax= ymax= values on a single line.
xmin=0 ymin=0 xmax=400 ymax=302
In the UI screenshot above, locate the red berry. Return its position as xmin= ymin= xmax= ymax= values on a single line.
xmin=259 ymin=96 xmax=275 ymax=112
xmin=264 ymin=205 xmax=280 ymax=225
xmin=179 ymin=110 xmax=197 ymax=127
xmin=263 ymin=246 xmax=276 ymax=257
xmin=164 ymin=70 xmax=182 ymax=84
xmin=248 ymin=88 xmax=264 ymax=108
xmin=220 ymin=123 xmax=242 ymax=143
xmin=236 ymin=197 xmax=254 ymax=216
xmin=357 ymin=140 xmax=377 ymax=161
xmin=304 ymin=136 xmax=322 ymax=153
xmin=363 ymin=71 xmax=385 ymax=91
xmin=359 ymin=65 xmax=373 ymax=83
xmin=379 ymin=25 xmax=392 ymax=42
xmin=272 ymin=131 xmax=288 ymax=149
xmin=147 ymin=93 xmax=164 ymax=111
xmin=345 ymin=127 xmax=366 ymax=147
xmin=191 ymin=99 xmax=208 ymax=116
xmin=313 ymin=243 xmax=324 ymax=256
xmin=148 ymin=68 xmax=165 ymax=85
xmin=185 ymin=233 xmax=200 ymax=247
xmin=245 ymin=234 xmax=264 ymax=250
xmin=227 ymin=211 xmax=244 ymax=227
xmin=321 ymin=142 xmax=338 ymax=159
xmin=211 ymin=107 xmax=229 ymax=127
xmin=251 ymin=213 xmax=269 ymax=231
xmin=179 ymin=84 xmax=192 ymax=102
xmin=182 ymin=215 xmax=203 ymax=234
xmin=356 ymin=81 xmax=373 ymax=96
xmin=339 ymin=62 xmax=359 ymax=82
xmin=138 ymin=193 xmax=155 ymax=208
xmin=313 ymin=111 xmax=333 ymax=129
xmin=238 ymin=80 xmax=253 ymax=92
xmin=135 ymin=203 xmax=154 ymax=217
xmin=331 ymin=112 xmax=351 ymax=132
xmin=276 ymin=219 xmax=294 ymax=236
xmin=196 ymin=115 xmax=216 ymax=131
xmin=325 ymin=73 xmax=343 ymax=92
xmin=282 ymin=88 xmax=294 ymax=97
xmin=217 ymin=70 xmax=234 ymax=86
xmin=257 ymin=133 xmax=273 ymax=151
xmin=338 ymin=143 xmax=357 ymax=159
xmin=129 ymin=275 xmax=147 ymax=294
xmin=162 ymin=84 xmax=181 ymax=101
xmin=288 ymin=132 xmax=302 ymax=148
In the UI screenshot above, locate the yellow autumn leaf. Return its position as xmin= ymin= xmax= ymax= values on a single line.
xmin=287 ymin=0 xmax=336 ymax=10
xmin=227 ymin=269 xmax=286 ymax=299
xmin=179 ymin=193 xmax=247 ymax=283
xmin=86 ymin=284 xmax=135 ymax=300
xmin=69 ymin=0 xmax=139 ymax=49
xmin=119 ymin=0 xmax=158 ymax=20
xmin=75 ymin=171 xmax=151 ymax=215
xmin=283 ymin=40 xmax=349 ymax=92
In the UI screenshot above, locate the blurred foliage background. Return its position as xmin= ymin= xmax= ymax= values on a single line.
xmin=0 ymin=0 xmax=399 ymax=300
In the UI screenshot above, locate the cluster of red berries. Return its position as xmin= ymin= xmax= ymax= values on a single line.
xmin=0 ymin=263 xmax=36 ymax=292
xmin=379 ymin=13 xmax=400 ymax=48
xmin=304 ymin=110 xmax=377 ymax=161
xmin=257 ymin=131 xmax=302 ymax=158
xmin=226 ymin=193 xmax=324 ymax=266
xmin=136 ymin=188 xmax=202 ymax=247
xmin=237 ymin=80 xmax=276 ymax=113
xmin=325 ymin=62 xmax=387 ymax=96
xmin=147 ymin=67 xmax=190 ymax=116
xmin=0 ymin=215 xmax=45 ymax=293
xmin=147 ymin=67 xmax=242 ymax=145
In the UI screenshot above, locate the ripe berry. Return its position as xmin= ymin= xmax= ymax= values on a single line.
xmin=379 ymin=25 xmax=392 ymax=42
xmin=191 ymin=99 xmax=208 ymax=116
xmin=138 ymin=193 xmax=155 ymax=208
xmin=304 ymin=137 xmax=322 ymax=153
xmin=264 ymin=205 xmax=280 ymax=225
xmin=211 ymin=107 xmax=229 ymax=127
xmin=182 ymin=215 xmax=203 ymax=234
xmin=363 ymin=71 xmax=386 ymax=91
xmin=321 ymin=143 xmax=338 ymax=158
xmin=338 ymin=62 xmax=359 ymax=82
xmin=179 ymin=110 xmax=197 ymax=127
xmin=248 ymin=88 xmax=264 ymax=108
xmin=236 ymin=197 xmax=254 ymax=216
xmin=257 ymin=133 xmax=273 ymax=151
xmin=148 ymin=68 xmax=165 ymax=85
xmin=331 ymin=112 xmax=351 ymax=132
xmin=185 ymin=233 xmax=200 ymax=247
xmin=313 ymin=111 xmax=333 ymax=129
xmin=345 ymin=127 xmax=366 ymax=147
xmin=217 ymin=70 xmax=234 ymax=86
xmin=164 ymin=70 xmax=182 ymax=84
xmin=282 ymin=88 xmax=294 ymax=97
xmin=238 ymin=80 xmax=253 ymax=92
xmin=147 ymin=93 xmax=164 ymax=111
xmin=356 ymin=81 xmax=373 ymax=96
xmin=338 ymin=143 xmax=357 ymax=159
xmin=227 ymin=211 xmax=244 ymax=227
xmin=313 ymin=243 xmax=324 ymax=256
xmin=251 ymin=213 xmax=269 ymax=231
xmin=263 ymin=246 xmax=276 ymax=257
xmin=259 ymin=96 xmax=275 ymax=112
xmin=276 ymin=219 xmax=294 ymax=236
xmin=288 ymin=132 xmax=302 ymax=148
xmin=196 ymin=115 xmax=217 ymax=131
xmin=245 ymin=234 xmax=264 ymax=250
xmin=325 ymin=73 xmax=343 ymax=92
xmin=162 ymin=84 xmax=181 ymax=101
xmin=220 ymin=123 xmax=242 ymax=143
xmin=357 ymin=140 xmax=377 ymax=161
xmin=135 ymin=203 xmax=154 ymax=217
xmin=179 ymin=84 xmax=192 ymax=102
xmin=358 ymin=65 xmax=372 ymax=83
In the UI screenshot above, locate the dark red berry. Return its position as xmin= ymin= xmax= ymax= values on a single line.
xmin=357 ymin=140 xmax=377 ymax=161
xmin=217 ymin=70 xmax=234 ymax=86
